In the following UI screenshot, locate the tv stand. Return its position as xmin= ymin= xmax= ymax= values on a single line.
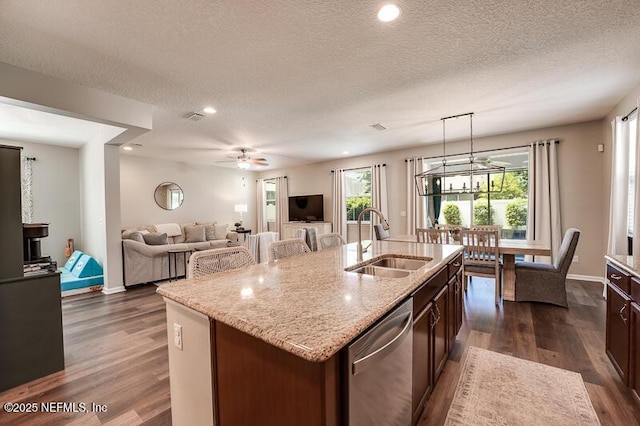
xmin=282 ymin=222 xmax=332 ymax=240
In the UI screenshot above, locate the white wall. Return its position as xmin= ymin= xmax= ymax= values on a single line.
xmin=0 ymin=138 xmax=81 ymax=267
xmin=259 ymin=120 xmax=606 ymax=277
xmin=120 ymin=155 xmax=257 ymax=229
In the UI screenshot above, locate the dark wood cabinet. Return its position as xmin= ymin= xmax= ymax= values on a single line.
xmin=412 ymin=301 xmax=433 ymax=420
xmin=411 ymin=254 xmax=464 ymax=425
xmin=631 ymin=302 xmax=640 ymax=403
xmin=432 ymin=285 xmax=449 ymax=383
xmin=607 ymin=282 xmax=631 ymax=384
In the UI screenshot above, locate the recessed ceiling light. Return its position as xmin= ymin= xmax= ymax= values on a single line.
xmin=203 ymin=107 xmax=217 ymax=114
xmin=378 ymin=4 xmax=401 ymax=22
xmin=123 ymin=145 xmax=133 ymax=151
xmin=343 ymin=151 xmax=350 ymax=155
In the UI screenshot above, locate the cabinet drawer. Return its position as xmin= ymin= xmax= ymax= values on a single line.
xmin=632 ymin=277 xmax=640 ymax=304
xmin=607 ymin=264 xmax=631 ymax=294
xmin=412 ymin=267 xmax=447 ymax=314
xmin=448 ymin=254 xmax=463 ymax=279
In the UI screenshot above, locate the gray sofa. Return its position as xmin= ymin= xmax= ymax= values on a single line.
xmin=122 ymin=222 xmax=238 ymax=286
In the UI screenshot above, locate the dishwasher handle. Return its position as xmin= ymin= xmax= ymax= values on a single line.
xmin=352 ymin=311 xmax=412 ymax=376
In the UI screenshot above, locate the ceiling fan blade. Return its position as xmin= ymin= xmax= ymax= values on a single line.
xmin=251 ymin=157 xmax=267 ymax=162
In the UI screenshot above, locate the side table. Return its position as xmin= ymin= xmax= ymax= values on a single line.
xmin=167 ymin=249 xmax=192 ymax=282
xmin=235 ymin=229 xmax=252 ymax=242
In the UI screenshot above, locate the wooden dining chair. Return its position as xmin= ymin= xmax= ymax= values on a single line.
xmin=436 ymin=224 xmax=463 ymax=243
xmin=471 ymin=224 xmax=503 ymax=238
xmin=417 ymin=228 xmax=450 ymax=244
xmin=461 ymin=229 xmax=501 ymax=305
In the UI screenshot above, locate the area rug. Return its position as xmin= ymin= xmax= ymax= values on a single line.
xmin=444 ymin=346 xmax=600 ymax=425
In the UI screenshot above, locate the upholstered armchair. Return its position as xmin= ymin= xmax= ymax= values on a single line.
xmin=514 ymin=228 xmax=581 ymax=308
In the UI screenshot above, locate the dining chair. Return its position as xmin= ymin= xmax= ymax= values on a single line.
xmin=187 ymin=246 xmax=255 ymax=279
xmin=437 ymin=224 xmax=463 ymax=243
xmin=318 ymin=233 xmax=346 ymax=250
xmin=373 ymin=224 xmax=390 ymax=240
xmin=471 ymin=224 xmax=503 ymax=238
xmin=417 ymin=228 xmax=451 ymax=244
xmin=514 ymin=228 xmax=581 ymax=307
xmin=269 ymin=238 xmax=312 ymax=261
xmin=461 ymin=229 xmax=501 ymax=305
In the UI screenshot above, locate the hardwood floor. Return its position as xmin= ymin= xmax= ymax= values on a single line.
xmin=419 ymin=277 xmax=640 ymax=425
xmin=1 ymin=279 xmax=638 ymax=425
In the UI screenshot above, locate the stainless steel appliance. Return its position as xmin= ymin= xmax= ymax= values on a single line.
xmin=346 ymin=298 xmax=413 ymax=425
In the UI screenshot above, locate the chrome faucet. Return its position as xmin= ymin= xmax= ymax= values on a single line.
xmin=357 ymin=207 xmax=390 ymax=261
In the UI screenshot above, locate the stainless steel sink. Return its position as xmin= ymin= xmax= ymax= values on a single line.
xmin=369 ymin=257 xmax=429 ymax=270
xmin=346 ymin=255 xmax=432 ymax=278
xmin=349 ymin=265 xmax=411 ymax=278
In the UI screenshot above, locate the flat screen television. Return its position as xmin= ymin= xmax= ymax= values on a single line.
xmin=288 ymin=194 xmax=324 ymax=222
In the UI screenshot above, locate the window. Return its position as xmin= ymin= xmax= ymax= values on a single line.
xmin=265 ymin=179 xmax=276 ymax=222
xmin=628 ymin=112 xmax=638 ymax=237
xmin=345 ymin=168 xmax=371 ymax=222
xmin=427 ymin=150 xmax=529 ymax=240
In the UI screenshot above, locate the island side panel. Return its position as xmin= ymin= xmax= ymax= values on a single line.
xmin=214 ymin=321 xmax=340 ymax=426
xmin=164 ymin=299 xmax=216 ymax=425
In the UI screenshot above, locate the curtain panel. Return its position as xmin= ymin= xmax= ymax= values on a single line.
xmin=332 ymin=169 xmax=347 ymax=239
xmin=406 ymin=158 xmax=427 ymax=234
xmin=256 ymin=179 xmax=267 ymax=233
xmin=370 ymin=164 xmax=388 ymax=240
xmin=274 ymin=176 xmax=288 ymax=236
xmin=526 ymin=140 xmax=561 ymax=263
xmin=607 ymin=118 xmax=631 ymax=255
xmin=631 ymin=99 xmax=640 ymax=258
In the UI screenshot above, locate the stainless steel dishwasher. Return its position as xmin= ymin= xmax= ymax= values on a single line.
xmin=345 ymin=298 xmax=413 ymax=425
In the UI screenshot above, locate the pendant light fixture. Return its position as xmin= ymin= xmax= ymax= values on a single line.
xmin=415 ymin=112 xmax=505 ymax=196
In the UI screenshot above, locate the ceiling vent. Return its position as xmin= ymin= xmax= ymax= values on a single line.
xmin=370 ymin=123 xmax=387 ymax=131
xmin=185 ymin=112 xmax=205 ymax=121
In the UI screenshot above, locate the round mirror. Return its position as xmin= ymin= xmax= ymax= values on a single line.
xmin=154 ymin=182 xmax=184 ymax=210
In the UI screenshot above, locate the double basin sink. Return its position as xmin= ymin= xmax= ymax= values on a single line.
xmin=345 ymin=255 xmax=432 ymax=278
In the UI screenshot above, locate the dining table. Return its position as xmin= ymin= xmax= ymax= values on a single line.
xmin=384 ymin=234 xmax=551 ymax=302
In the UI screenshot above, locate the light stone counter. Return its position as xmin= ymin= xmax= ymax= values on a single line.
xmin=606 ymin=254 xmax=640 ymax=276
xmin=157 ymin=240 xmax=463 ymax=362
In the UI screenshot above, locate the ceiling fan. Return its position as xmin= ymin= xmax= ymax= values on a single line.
xmin=216 ymin=148 xmax=269 ymax=169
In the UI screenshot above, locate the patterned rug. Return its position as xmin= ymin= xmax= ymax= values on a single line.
xmin=445 ymin=347 xmax=600 ymax=425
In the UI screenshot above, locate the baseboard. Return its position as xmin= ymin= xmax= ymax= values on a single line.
xmin=62 ymin=286 xmax=103 ymax=298
xmin=567 ymin=274 xmax=605 ymax=283
xmin=101 ymin=285 xmax=127 ymax=295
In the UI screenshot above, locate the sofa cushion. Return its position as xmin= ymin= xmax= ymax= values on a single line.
xmin=185 ymin=225 xmax=206 ymax=243
xmin=214 ymin=224 xmax=229 ymax=240
xmin=143 ymin=232 xmax=168 ymax=245
xmin=174 ymin=223 xmax=196 ymax=244
xmin=204 ymin=224 xmax=217 ymax=241
xmin=187 ymin=241 xmax=212 ymax=251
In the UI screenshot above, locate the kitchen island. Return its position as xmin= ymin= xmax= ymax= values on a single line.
xmin=157 ymin=240 xmax=464 ymax=425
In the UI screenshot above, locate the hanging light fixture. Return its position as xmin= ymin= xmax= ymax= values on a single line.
xmin=415 ymin=112 xmax=505 ymax=196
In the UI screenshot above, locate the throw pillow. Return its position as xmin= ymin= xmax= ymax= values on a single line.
xmin=213 ymin=224 xmax=229 ymax=240
xmin=128 ymin=231 xmax=146 ymax=244
xmin=143 ymin=232 xmax=168 ymax=245
xmin=204 ymin=224 xmax=217 ymax=241
xmin=185 ymin=225 xmax=206 ymax=243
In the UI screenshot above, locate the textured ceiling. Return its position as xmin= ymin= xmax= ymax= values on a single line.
xmin=1 ymin=0 xmax=639 ymax=169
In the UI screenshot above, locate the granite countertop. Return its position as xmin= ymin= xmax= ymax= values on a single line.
xmin=605 ymin=254 xmax=640 ymax=275
xmin=157 ymin=240 xmax=463 ymax=362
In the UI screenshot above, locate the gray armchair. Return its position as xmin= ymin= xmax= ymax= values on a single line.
xmin=515 ymin=228 xmax=581 ymax=307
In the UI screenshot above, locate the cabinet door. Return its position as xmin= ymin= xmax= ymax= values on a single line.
xmin=412 ymin=303 xmax=433 ymax=424
xmin=606 ymin=283 xmax=631 ymax=384
xmin=432 ymin=285 xmax=449 ymax=383
xmin=631 ymin=302 xmax=640 ymax=401
xmin=447 ymin=278 xmax=456 ymax=352
xmin=454 ymin=269 xmax=463 ymax=336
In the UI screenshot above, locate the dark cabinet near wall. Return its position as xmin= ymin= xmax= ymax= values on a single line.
xmin=0 ymin=145 xmax=64 ymax=392
xmin=411 ymin=253 xmax=465 ymax=425
xmin=0 ymin=145 xmax=24 ymax=280
xmin=605 ymin=259 xmax=640 ymax=406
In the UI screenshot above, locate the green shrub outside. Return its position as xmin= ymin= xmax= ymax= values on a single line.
xmin=505 ymin=199 xmax=527 ymax=228
xmin=442 ymin=203 xmax=461 ymax=225
xmin=473 ymin=199 xmax=496 ymax=225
